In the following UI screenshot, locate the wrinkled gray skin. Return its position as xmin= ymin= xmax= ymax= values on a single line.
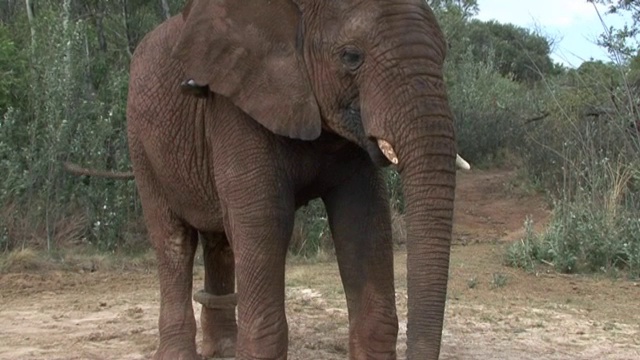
xmin=125 ymin=0 xmax=456 ymax=359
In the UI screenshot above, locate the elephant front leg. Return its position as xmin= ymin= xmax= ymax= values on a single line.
xmin=323 ymin=164 xmax=398 ymax=359
xmin=224 ymin=198 xmax=294 ymax=359
xmin=198 ymin=232 xmax=237 ymax=358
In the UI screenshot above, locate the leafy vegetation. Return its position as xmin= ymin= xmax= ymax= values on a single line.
xmin=0 ymin=0 xmax=179 ymax=252
xmin=463 ymin=19 xmax=559 ymax=83
xmin=0 ymin=0 xmax=639 ymax=276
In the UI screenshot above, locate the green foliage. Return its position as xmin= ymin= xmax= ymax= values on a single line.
xmin=427 ymin=0 xmax=479 ymax=17
xmin=463 ymin=20 xmax=556 ymax=83
xmin=506 ymin=217 xmax=546 ymax=271
xmin=509 ymin=61 xmax=640 ymax=277
xmin=588 ymin=0 xmax=640 ymax=57
xmin=430 ymin=2 xmax=556 ymax=165
xmin=489 ymin=272 xmax=508 ymax=289
xmin=432 ymin=3 xmax=558 ymax=83
xmin=507 ymin=194 xmax=640 ymax=277
xmin=0 ymin=1 xmax=189 ymax=252
xmin=385 ymin=169 xmax=404 ymax=213
xmin=1 ymin=0 xmax=637 ymax=268
xmin=0 ymin=25 xmax=27 ymax=112
xmin=291 ymin=200 xmax=332 ymax=259
xmin=445 ymin=49 xmax=544 ymax=164
xmin=517 ymin=60 xmax=637 ymax=192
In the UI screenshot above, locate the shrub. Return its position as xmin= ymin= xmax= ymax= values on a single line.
xmin=446 ymin=49 xmax=544 ymax=165
xmin=507 ymin=58 xmax=640 ymax=278
xmin=0 ymin=4 xmax=140 ymax=253
xmin=508 ymin=164 xmax=640 ymax=277
xmin=290 ymin=199 xmax=332 ymax=259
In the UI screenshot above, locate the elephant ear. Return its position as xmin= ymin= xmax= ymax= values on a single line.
xmin=172 ymin=0 xmax=321 ymax=141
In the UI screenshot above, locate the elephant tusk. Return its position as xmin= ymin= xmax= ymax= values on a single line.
xmin=377 ymin=139 xmax=399 ymax=164
xmin=456 ymin=154 xmax=471 ymax=170
xmin=377 ymin=139 xmax=470 ymax=170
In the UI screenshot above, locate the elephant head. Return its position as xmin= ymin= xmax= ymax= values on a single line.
xmin=172 ymin=0 xmax=456 ymax=357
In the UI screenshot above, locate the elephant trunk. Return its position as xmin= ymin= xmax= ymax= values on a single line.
xmin=400 ymin=128 xmax=456 ymax=359
xmin=365 ymin=68 xmax=456 ymax=358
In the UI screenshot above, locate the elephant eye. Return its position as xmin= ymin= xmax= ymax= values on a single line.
xmin=340 ymin=47 xmax=364 ymax=72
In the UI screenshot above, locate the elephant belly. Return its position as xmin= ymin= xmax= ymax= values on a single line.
xmin=168 ymin=183 xmax=224 ymax=232
xmin=154 ymin=163 xmax=225 ymax=233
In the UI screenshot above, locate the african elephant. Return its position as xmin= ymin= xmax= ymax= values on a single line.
xmin=122 ymin=0 xmax=460 ymax=358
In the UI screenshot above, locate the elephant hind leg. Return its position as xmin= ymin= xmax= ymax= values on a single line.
xmin=150 ymin=216 xmax=200 ymax=360
xmin=199 ymin=232 xmax=237 ymax=358
xmin=131 ymin=159 xmax=199 ymax=358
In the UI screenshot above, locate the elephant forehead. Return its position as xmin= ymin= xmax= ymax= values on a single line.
xmin=341 ymin=7 xmax=378 ymax=37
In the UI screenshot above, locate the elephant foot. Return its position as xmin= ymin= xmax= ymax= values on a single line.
xmin=197 ymin=291 xmax=238 ymax=358
xmin=201 ymin=311 xmax=237 ymax=358
xmin=153 ymin=347 xmax=201 ymax=360
xmin=202 ymin=337 xmax=236 ymax=358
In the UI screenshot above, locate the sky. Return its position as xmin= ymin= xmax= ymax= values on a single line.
xmin=475 ymin=0 xmax=632 ymax=67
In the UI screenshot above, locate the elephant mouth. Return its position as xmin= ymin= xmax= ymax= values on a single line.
xmin=366 ymin=138 xmax=393 ymax=167
xmin=342 ymin=98 xmax=393 ymax=167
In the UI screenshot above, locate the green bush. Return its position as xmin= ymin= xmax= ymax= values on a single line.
xmin=446 ymin=49 xmax=544 ymax=165
xmin=0 ymin=25 xmax=27 ymax=112
xmin=508 ymin=164 xmax=640 ymax=277
xmin=518 ymin=62 xmax=640 ymax=191
xmin=506 ymin=58 xmax=640 ymax=278
xmin=290 ymin=199 xmax=332 ymax=259
xmin=0 ymin=4 xmax=139 ymax=252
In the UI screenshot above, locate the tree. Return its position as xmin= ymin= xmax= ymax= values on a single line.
xmin=588 ymin=0 xmax=640 ymax=57
xmin=0 ymin=25 xmax=26 ymax=113
xmin=464 ymin=20 xmax=555 ymax=83
xmin=0 ymin=0 xmax=186 ymax=251
xmin=428 ymin=1 xmax=556 ymax=83
xmin=427 ymin=0 xmax=479 ymax=71
xmin=427 ymin=0 xmax=479 ymax=18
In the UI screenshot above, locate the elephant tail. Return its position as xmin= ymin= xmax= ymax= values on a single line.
xmin=62 ymin=162 xmax=135 ymax=180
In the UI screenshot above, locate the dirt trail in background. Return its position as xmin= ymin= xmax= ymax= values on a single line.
xmin=1 ymin=169 xmax=639 ymax=359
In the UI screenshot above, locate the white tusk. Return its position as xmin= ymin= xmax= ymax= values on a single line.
xmin=377 ymin=139 xmax=399 ymax=164
xmin=456 ymin=154 xmax=471 ymax=170
xmin=377 ymin=139 xmax=469 ymax=169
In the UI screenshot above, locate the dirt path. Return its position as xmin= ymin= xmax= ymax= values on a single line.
xmin=1 ymin=169 xmax=639 ymax=359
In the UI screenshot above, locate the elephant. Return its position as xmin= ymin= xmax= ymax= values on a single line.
xmin=84 ymin=0 xmax=462 ymax=359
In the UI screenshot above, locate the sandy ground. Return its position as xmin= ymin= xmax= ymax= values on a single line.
xmin=1 ymin=169 xmax=639 ymax=359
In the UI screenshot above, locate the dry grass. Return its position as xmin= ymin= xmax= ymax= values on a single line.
xmin=0 ymin=248 xmax=50 ymax=273
xmin=603 ymin=159 xmax=634 ymax=225
xmin=0 ymin=204 xmax=154 ymax=274
xmin=0 ymin=246 xmax=157 ymax=274
xmin=51 ymin=211 xmax=88 ymax=248
xmin=59 ymin=248 xmax=157 ymax=272
xmin=0 ymin=203 xmax=88 ymax=251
